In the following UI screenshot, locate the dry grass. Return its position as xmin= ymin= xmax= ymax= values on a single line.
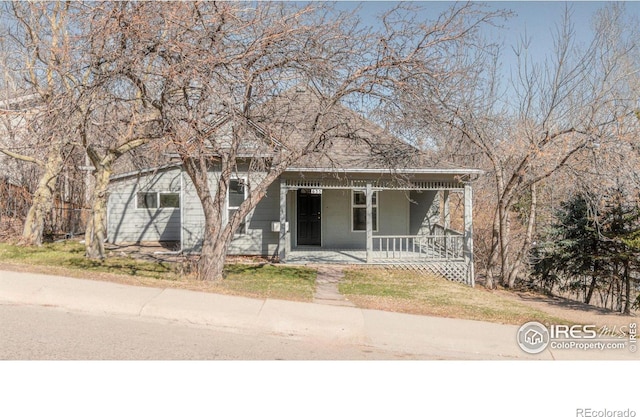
xmin=339 ymin=267 xmax=574 ymax=326
xmin=0 ymin=241 xmax=316 ymax=302
xmin=1 ymin=242 xmax=625 ymax=325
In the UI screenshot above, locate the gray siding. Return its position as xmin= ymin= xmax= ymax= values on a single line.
xmin=108 ymin=167 xmax=442 ymax=254
xmin=181 ymin=173 xmax=205 ymax=252
xmin=378 ymin=190 xmax=411 ymax=236
xmin=321 ymin=189 xmax=357 ymax=248
xmin=320 ymin=189 xmax=410 ymax=249
xmin=409 ymin=190 xmax=439 ymax=235
xmin=228 ymin=180 xmax=280 ymax=256
xmin=107 ymin=169 xmax=182 ymax=243
xmin=181 ymin=171 xmax=281 ymax=255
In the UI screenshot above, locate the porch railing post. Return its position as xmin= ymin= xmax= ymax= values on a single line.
xmin=278 ymin=178 xmax=288 ymax=262
xmin=464 ymin=183 xmax=475 ymax=286
xmin=366 ymin=182 xmax=373 ymax=263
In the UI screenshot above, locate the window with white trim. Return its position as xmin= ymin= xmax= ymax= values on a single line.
xmin=136 ymin=192 xmax=180 ymax=209
xmin=228 ymin=178 xmax=247 ymax=234
xmin=159 ymin=193 xmax=180 ymax=208
xmin=352 ymin=190 xmax=378 ymax=232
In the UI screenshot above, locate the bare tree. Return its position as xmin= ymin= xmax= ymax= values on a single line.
xmin=0 ymin=2 xmax=86 ymax=245
xmin=394 ymin=4 xmax=639 ymax=289
xmin=1 ymin=2 xmax=164 ymax=253
xmin=87 ymin=1 xmax=505 ymax=280
xmin=79 ymin=96 xmax=161 ymax=258
xmin=78 ymin=6 xmax=165 ymax=258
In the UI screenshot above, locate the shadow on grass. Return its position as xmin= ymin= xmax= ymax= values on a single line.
xmin=65 ymin=257 xmax=177 ymax=280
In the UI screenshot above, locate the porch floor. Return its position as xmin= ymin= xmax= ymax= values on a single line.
xmin=285 ymin=247 xmax=463 ymax=264
xmin=286 ymin=248 xmax=367 ymax=264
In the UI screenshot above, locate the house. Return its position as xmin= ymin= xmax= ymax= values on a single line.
xmin=106 ymin=88 xmax=481 ymax=286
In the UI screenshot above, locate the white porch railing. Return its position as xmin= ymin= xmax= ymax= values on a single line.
xmin=431 ymin=223 xmax=463 ymax=237
xmin=371 ymin=234 xmax=464 ymax=260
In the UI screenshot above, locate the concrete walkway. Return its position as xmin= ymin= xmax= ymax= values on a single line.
xmin=312 ymin=265 xmax=355 ymax=307
xmin=0 ymin=269 xmax=636 ymax=359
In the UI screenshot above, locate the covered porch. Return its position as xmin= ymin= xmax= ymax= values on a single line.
xmin=277 ymin=169 xmax=478 ymax=286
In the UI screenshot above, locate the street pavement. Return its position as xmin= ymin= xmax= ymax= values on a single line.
xmin=0 ymin=269 xmax=636 ymax=359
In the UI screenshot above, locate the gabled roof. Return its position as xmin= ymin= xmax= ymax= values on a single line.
xmin=253 ymin=85 xmax=480 ymax=175
xmin=111 ymin=85 xmax=482 ymax=180
xmin=185 ymin=109 xmax=285 ymax=158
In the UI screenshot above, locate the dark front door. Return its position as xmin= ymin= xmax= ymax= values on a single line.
xmin=297 ymin=190 xmax=321 ymax=246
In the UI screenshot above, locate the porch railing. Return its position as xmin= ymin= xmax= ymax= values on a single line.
xmin=371 ymin=234 xmax=464 ymax=260
xmin=431 ymin=223 xmax=463 ymax=237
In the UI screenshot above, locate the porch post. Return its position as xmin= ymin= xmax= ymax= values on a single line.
xmin=366 ymin=182 xmax=373 ymax=263
xmin=442 ymin=190 xmax=451 ymax=255
xmin=278 ymin=178 xmax=288 ymax=262
xmin=463 ymin=183 xmax=475 ymax=287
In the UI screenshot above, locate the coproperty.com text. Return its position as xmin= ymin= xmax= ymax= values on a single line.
xmin=551 ymin=341 xmax=627 ymax=350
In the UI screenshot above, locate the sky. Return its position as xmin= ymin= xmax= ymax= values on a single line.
xmin=486 ymin=2 xmax=639 ymax=73
xmin=337 ymin=1 xmax=640 ymax=81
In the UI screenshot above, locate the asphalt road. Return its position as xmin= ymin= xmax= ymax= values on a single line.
xmin=0 ymin=303 xmax=432 ymax=360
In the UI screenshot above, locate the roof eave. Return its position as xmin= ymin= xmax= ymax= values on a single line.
xmin=284 ymin=167 xmax=484 ymax=176
xmin=109 ymin=162 xmax=183 ymax=182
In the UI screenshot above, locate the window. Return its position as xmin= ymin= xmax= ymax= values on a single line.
xmin=137 ymin=192 xmax=158 ymax=209
xmin=159 ymin=193 xmax=180 ymax=208
xmin=228 ymin=179 xmax=247 ymax=234
xmin=136 ymin=192 xmax=180 ymax=209
xmin=352 ymin=190 xmax=378 ymax=232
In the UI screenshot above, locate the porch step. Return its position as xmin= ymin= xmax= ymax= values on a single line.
xmin=313 ymin=265 xmax=355 ymax=307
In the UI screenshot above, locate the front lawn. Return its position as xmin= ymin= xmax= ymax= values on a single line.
xmin=339 ymin=267 xmax=573 ymax=326
xmin=0 ymin=241 xmax=316 ymax=301
xmin=0 ymin=241 xmax=179 ymax=280
xmin=0 ymin=242 xmax=580 ymax=323
xmin=219 ymin=263 xmax=316 ymax=301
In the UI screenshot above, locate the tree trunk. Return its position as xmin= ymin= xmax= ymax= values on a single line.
xmin=623 ymin=261 xmax=631 ymax=315
xmin=607 ymin=278 xmax=614 ymax=310
xmin=198 ymin=224 xmax=234 ymax=281
xmin=585 ymin=275 xmax=597 ymax=305
xmin=20 ymin=148 xmax=64 ymax=245
xmin=498 ymin=201 xmax=513 ymax=287
xmin=615 ymin=267 xmax=622 ymax=311
xmin=180 ymin=154 xmax=230 ymax=282
xmin=196 ymin=174 xmax=278 ymax=281
xmin=84 ymin=163 xmax=112 ymax=259
xmin=83 ymin=139 xmax=152 ymax=258
xmin=484 ymin=209 xmax=501 ymax=289
xmin=506 ymin=183 xmax=538 ymax=288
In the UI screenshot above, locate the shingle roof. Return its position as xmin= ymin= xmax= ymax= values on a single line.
xmin=252 ymin=85 xmax=477 ymax=174
xmin=112 ymin=85 xmax=481 ymax=179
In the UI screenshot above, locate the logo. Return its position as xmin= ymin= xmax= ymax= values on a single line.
xmin=517 ymin=321 xmax=550 ymax=354
xmin=517 ymin=322 xmax=637 ymax=354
